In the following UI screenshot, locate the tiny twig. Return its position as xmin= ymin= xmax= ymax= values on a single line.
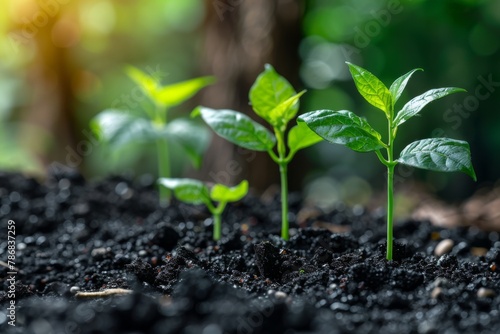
xmin=75 ymin=288 xmax=133 ymax=298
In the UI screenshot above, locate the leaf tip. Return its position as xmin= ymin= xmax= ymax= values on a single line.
xmin=469 ymin=168 xmax=477 ymax=182
xmin=190 ymin=106 xmax=202 ymax=118
xmin=264 ymin=63 xmax=274 ymax=71
xmin=197 ymin=76 xmax=217 ymax=88
xmin=205 ymin=76 xmax=217 ymax=84
xmin=125 ymin=65 xmax=144 ymax=79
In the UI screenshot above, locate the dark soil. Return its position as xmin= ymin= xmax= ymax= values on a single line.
xmin=0 ymin=170 xmax=499 ymax=334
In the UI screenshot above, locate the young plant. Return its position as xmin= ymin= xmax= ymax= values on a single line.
xmin=158 ymin=178 xmax=249 ymax=241
xmin=92 ymin=67 xmax=215 ymax=204
xmin=192 ymin=64 xmax=323 ymax=241
xmin=298 ymin=62 xmax=476 ymax=260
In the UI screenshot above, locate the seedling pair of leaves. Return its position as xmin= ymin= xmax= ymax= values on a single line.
xmin=158 ymin=178 xmax=248 ymax=240
xmin=91 ymin=67 xmax=215 ymax=203
xmin=299 ymin=62 xmax=476 ymax=260
xmin=193 ymin=65 xmax=323 ymax=240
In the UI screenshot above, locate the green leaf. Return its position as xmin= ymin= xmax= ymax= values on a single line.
xmin=210 ymin=180 xmax=249 ymax=203
xmin=126 ymin=66 xmax=160 ymax=102
xmin=297 ymin=110 xmax=385 ymax=152
xmin=287 ymin=120 xmax=323 ymax=155
xmin=346 ymin=62 xmax=392 ymax=116
xmin=389 ymin=68 xmax=422 ymax=105
xmin=195 ymin=107 xmax=276 ymax=151
xmin=158 ymin=178 xmax=211 ymax=205
xmin=394 ymin=87 xmax=466 ymax=127
xmin=156 ymin=76 xmax=215 ymax=108
xmin=249 ymin=64 xmax=297 ymax=126
xmin=266 ymin=90 xmax=306 ymax=128
xmin=397 ymin=138 xmax=476 ymax=180
xmin=164 ymin=118 xmax=211 ymax=168
xmin=91 ymin=109 xmax=159 ymax=150
xmin=127 ymin=66 xmax=215 ymax=109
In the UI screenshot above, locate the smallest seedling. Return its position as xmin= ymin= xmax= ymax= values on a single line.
xmin=158 ymin=178 xmax=248 ymax=241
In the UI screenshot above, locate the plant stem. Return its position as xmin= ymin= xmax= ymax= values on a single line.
xmin=213 ymin=213 xmax=222 ymax=241
xmin=274 ymin=129 xmax=289 ymax=241
xmin=386 ymin=163 xmax=394 ymax=260
xmin=279 ymin=163 xmax=289 ymax=240
xmin=155 ymin=103 xmax=171 ymax=205
xmin=156 ymin=138 xmax=171 ymax=204
xmin=386 ymin=118 xmax=395 ymax=261
xmin=210 ymin=202 xmax=225 ymax=241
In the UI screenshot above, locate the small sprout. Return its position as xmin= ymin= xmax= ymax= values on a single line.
xmin=158 ymin=178 xmax=248 ymax=240
xmin=193 ymin=64 xmax=323 ymax=240
xmin=299 ymin=62 xmax=475 ymax=261
xmin=299 ymin=269 xmax=305 ymax=275
xmin=91 ymin=67 xmax=215 ymax=204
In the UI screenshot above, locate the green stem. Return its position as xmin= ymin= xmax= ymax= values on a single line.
xmin=211 ymin=202 xmax=225 ymax=241
xmin=156 ymin=138 xmax=171 ymax=204
xmin=386 ymin=163 xmax=394 ymax=260
xmin=375 ymin=150 xmax=389 ymax=165
xmin=274 ymin=129 xmax=289 ymax=241
xmin=213 ymin=213 xmax=222 ymax=241
xmin=386 ymin=116 xmax=395 ymax=261
xmin=155 ymin=103 xmax=170 ymax=205
xmin=280 ymin=163 xmax=289 ymax=240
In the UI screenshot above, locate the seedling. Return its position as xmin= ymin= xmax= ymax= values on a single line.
xmin=91 ymin=66 xmax=215 ymax=203
xmin=158 ymin=178 xmax=249 ymax=240
xmin=299 ymin=62 xmax=476 ymax=260
xmin=192 ymin=65 xmax=322 ymax=240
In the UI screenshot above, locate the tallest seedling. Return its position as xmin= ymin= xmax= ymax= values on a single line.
xmin=299 ymin=63 xmax=476 ymax=260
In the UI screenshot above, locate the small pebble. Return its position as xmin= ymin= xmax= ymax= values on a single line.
xmin=91 ymin=247 xmax=109 ymax=257
xmin=274 ymin=291 xmax=288 ymax=299
xmin=316 ymin=299 xmax=328 ymax=308
xmin=70 ymin=286 xmax=80 ymax=294
xmin=114 ymin=182 xmax=129 ymax=196
xmin=138 ymin=250 xmax=147 ymax=256
xmin=431 ymin=287 xmax=443 ymax=299
xmin=434 ymin=239 xmax=454 ymax=257
xmin=477 ymin=288 xmax=496 ymax=298
xmin=330 ymin=302 xmax=350 ymax=311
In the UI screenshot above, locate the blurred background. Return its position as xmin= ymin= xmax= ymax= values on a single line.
xmin=0 ymin=0 xmax=499 ymax=219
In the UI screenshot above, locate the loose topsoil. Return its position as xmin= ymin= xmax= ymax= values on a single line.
xmin=0 ymin=171 xmax=499 ymax=334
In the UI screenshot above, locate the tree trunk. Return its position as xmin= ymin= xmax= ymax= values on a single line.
xmin=197 ymin=0 xmax=303 ymax=191
xmin=10 ymin=1 xmax=78 ymax=172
